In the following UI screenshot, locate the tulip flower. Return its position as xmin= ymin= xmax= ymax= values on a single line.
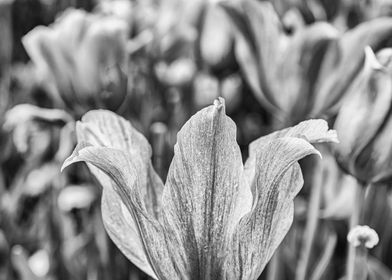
xmin=22 ymin=9 xmax=129 ymax=117
xmin=199 ymin=2 xmax=236 ymax=76
xmin=221 ymin=0 xmax=392 ymax=125
xmin=347 ymin=225 xmax=379 ymax=280
xmin=62 ymin=98 xmax=337 ymax=279
xmin=334 ymin=47 xmax=392 ymax=185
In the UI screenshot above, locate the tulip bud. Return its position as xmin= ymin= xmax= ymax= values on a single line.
xmin=192 ymin=73 xmax=219 ymax=109
xmin=96 ymin=0 xmax=133 ymax=29
xmin=155 ymin=58 xmax=196 ymax=87
xmin=347 ymin=225 xmax=379 ymax=249
xmin=199 ymin=4 xmax=236 ymax=75
xmin=57 ymin=185 xmax=96 ymax=212
xmin=23 ymin=9 xmax=129 ymax=117
xmin=334 ymin=47 xmax=392 ymax=184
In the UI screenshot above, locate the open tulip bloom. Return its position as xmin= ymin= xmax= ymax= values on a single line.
xmin=62 ymin=98 xmax=337 ymax=280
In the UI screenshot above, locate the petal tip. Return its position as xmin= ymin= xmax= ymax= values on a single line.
xmin=213 ymin=97 xmax=225 ymax=111
xmin=61 ymin=142 xmax=91 ymax=172
xmin=364 ymin=46 xmax=383 ymax=71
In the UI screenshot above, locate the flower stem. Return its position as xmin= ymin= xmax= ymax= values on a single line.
xmin=295 ymin=158 xmax=323 ymax=280
xmin=346 ymin=182 xmax=367 ymax=280
xmin=267 ymin=250 xmax=281 ymax=280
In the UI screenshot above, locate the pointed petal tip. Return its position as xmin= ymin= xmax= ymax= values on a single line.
xmin=61 ymin=142 xmax=91 ymax=172
xmin=328 ymin=129 xmax=339 ymax=144
xmin=213 ymin=97 xmax=225 ymax=111
xmin=364 ymin=46 xmax=383 ymax=71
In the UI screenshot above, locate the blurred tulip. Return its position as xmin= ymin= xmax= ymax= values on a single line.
xmin=319 ymin=151 xmax=357 ymax=220
xmin=311 ymin=18 xmax=392 ymax=118
xmin=220 ymin=73 xmax=242 ymax=113
xmin=63 ymin=98 xmax=337 ymax=280
xmin=192 ymin=72 xmax=219 ymax=109
xmin=11 ymin=245 xmax=41 ymax=280
xmin=221 ymin=0 xmax=338 ymax=124
xmin=155 ymin=58 xmax=196 ymax=87
xmin=57 ymin=185 xmax=96 ymax=212
xmin=347 ymin=225 xmax=379 ymax=280
xmin=222 ymin=0 xmax=392 ymax=125
xmin=96 ymin=0 xmax=133 ymax=29
xmin=4 ymin=104 xmax=72 ymax=159
xmin=22 ymin=9 xmax=129 ymax=117
xmin=28 ymin=249 xmax=50 ymax=278
xmin=23 ymin=163 xmax=60 ymax=197
xmin=199 ymin=3 xmax=236 ymax=75
xmin=192 ymin=71 xmax=242 ymax=113
xmin=334 ymin=47 xmax=392 ymax=185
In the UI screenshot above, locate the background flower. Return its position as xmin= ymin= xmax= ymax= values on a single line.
xmin=22 ymin=8 xmax=129 ymax=117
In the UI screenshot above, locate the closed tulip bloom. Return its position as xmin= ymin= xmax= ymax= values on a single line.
xmin=62 ymin=98 xmax=337 ymax=280
xmin=199 ymin=3 xmax=236 ymax=75
xmin=221 ymin=0 xmax=392 ymax=125
xmin=334 ymin=47 xmax=392 ymax=185
xmin=23 ymin=9 xmax=129 ymax=116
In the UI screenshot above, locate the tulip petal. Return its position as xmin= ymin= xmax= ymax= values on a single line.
xmin=63 ymin=143 xmax=187 ymax=280
xmin=226 ymin=120 xmax=337 ymax=279
xmin=312 ymin=18 xmax=392 ymax=117
xmin=62 ymin=110 xmax=166 ymax=278
xmin=334 ymin=47 xmax=392 ymax=183
xmin=221 ymin=0 xmax=283 ymax=116
xmin=162 ymin=98 xmax=249 ymax=278
xmin=75 ymin=16 xmax=128 ymax=105
xmin=222 ymin=0 xmax=338 ymax=122
xmin=4 ymin=104 xmax=73 ymax=129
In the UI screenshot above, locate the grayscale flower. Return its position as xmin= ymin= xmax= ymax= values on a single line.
xmin=62 ymin=98 xmax=337 ymax=280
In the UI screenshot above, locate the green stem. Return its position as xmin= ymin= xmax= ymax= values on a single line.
xmin=295 ymin=158 xmax=323 ymax=280
xmin=346 ymin=182 xmax=366 ymax=280
xmin=267 ymin=249 xmax=281 ymax=280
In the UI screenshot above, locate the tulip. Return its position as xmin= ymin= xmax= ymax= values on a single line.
xmin=62 ymin=98 xmax=337 ymax=279
xmin=347 ymin=225 xmax=379 ymax=280
xmin=221 ymin=0 xmax=392 ymax=125
xmin=334 ymin=47 xmax=392 ymax=185
xmin=4 ymin=104 xmax=72 ymax=160
xmin=199 ymin=2 xmax=236 ymax=76
xmin=221 ymin=0 xmax=338 ymax=124
xmin=22 ymin=9 xmax=129 ymax=117
xmin=334 ymin=47 xmax=392 ymax=280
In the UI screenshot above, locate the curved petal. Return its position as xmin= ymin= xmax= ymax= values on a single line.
xmin=162 ymin=98 xmax=248 ymax=279
xmin=22 ymin=26 xmax=76 ymax=105
xmin=63 ymin=144 xmax=186 ymax=280
xmin=245 ymin=119 xmax=338 ymax=183
xmin=226 ymin=120 xmax=337 ymax=280
xmin=75 ymin=16 xmax=128 ymax=104
xmin=334 ymin=47 xmax=392 ymax=183
xmin=221 ymin=0 xmax=283 ymax=116
xmin=77 ymin=110 xmax=163 ymax=216
xmin=222 ymin=0 xmax=338 ymax=122
xmin=62 ymin=110 xmax=165 ymax=278
xmin=312 ymin=18 xmax=392 ymax=117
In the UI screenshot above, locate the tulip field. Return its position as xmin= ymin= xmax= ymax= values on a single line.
xmin=1 ymin=0 xmax=392 ymax=279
